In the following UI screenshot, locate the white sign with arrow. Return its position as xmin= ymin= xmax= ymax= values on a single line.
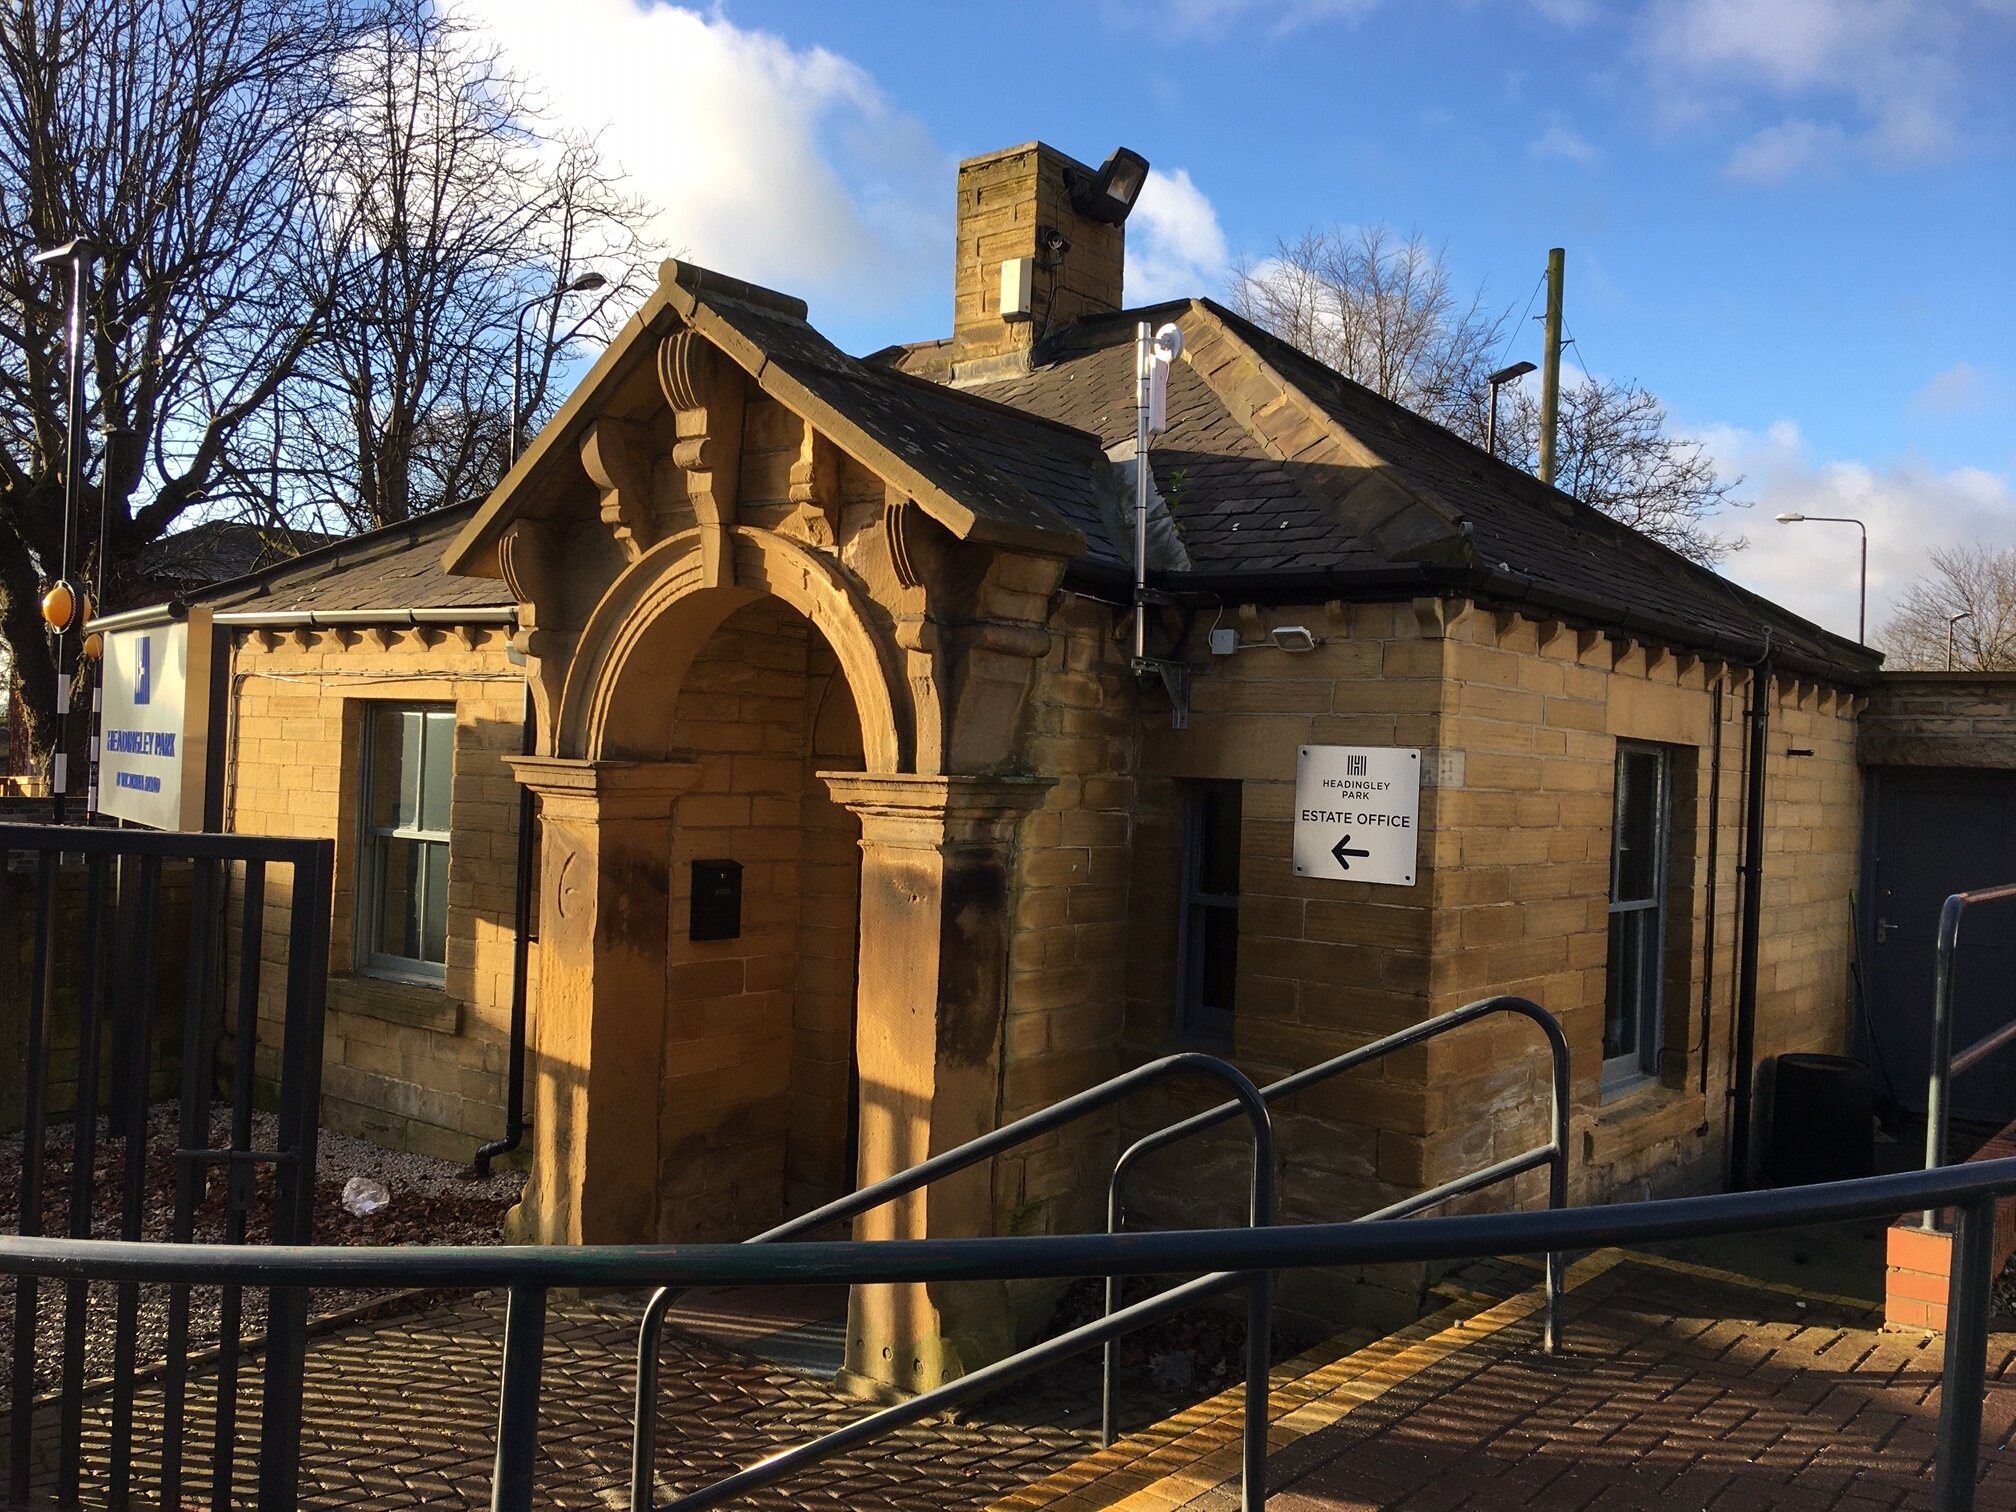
xmin=1292 ymin=745 xmax=1421 ymax=887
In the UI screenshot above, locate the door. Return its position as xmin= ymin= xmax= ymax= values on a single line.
xmin=1865 ymin=767 xmax=2016 ymax=1126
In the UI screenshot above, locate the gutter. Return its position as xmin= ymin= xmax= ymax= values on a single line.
xmin=210 ymin=606 xmax=517 ymax=628
xmin=1063 ymin=557 xmax=1878 ymax=688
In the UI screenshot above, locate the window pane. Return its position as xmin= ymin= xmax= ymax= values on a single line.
xmin=373 ymin=835 xmax=424 ymax=960
xmin=1612 ymin=748 xmax=1664 ymax=903
xmin=365 ymin=708 xmax=405 ymax=830
xmin=1195 ymin=784 xmax=1242 ymax=895
xmin=404 ymin=713 xmax=424 ymax=826
xmin=1604 ymin=910 xmax=1650 ymax=1062
xmin=420 ymin=839 xmax=448 ymax=964
xmin=1198 ymin=904 xmax=1238 ymax=1012
xmin=418 ymin=710 xmax=454 ymax=833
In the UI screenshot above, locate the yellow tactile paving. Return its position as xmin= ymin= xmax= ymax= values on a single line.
xmin=984 ymin=1251 xmax=1630 ymax=1512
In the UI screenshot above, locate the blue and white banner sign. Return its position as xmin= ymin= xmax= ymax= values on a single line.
xmin=100 ymin=607 xmax=214 ymax=830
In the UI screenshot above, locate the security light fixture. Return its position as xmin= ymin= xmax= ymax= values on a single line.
xmin=1069 ymin=147 xmax=1150 ymax=226
xmin=1270 ymin=625 xmax=1317 ymax=654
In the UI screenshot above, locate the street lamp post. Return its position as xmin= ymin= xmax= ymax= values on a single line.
xmin=31 ymin=238 xmax=100 ymax=824
xmin=1486 ymin=360 xmax=1536 ymax=460
xmin=509 ymin=272 xmax=607 ymax=470
xmin=1774 ymin=512 xmax=1868 ymax=644
xmin=1949 ymin=610 xmax=1975 ymax=671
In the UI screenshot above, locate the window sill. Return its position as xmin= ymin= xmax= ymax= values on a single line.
xmin=329 ymin=972 xmax=462 ymax=1035
xmin=1597 ymin=1068 xmax=1664 ymax=1109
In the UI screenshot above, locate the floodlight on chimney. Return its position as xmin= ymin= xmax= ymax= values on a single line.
xmin=1070 ymin=147 xmax=1150 ymax=226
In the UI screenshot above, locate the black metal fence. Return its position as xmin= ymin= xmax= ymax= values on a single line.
xmin=0 ymin=823 xmax=332 ymax=1512
xmin=0 ymin=1160 xmax=2010 ymax=1511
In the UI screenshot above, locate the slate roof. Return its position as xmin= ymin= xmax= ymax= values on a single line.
xmin=131 ymin=521 xmax=339 ymax=604
xmin=199 ymin=504 xmax=513 ymax=616
xmin=960 ymin=320 xmax=1375 ymax=576
xmin=908 ymin=301 xmax=1874 ymax=681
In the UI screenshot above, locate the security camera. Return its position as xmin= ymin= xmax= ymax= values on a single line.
xmin=1037 ymin=226 xmax=1071 ymax=264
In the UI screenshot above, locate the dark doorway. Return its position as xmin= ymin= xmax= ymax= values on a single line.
xmin=1864 ymin=767 xmax=2016 ymax=1126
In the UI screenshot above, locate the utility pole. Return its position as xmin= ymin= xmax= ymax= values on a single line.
xmin=1538 ymin=247 xmax=1564 ymax=489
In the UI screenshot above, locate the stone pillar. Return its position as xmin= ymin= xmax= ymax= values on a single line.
xmin=504 ymin=757 xmax=701 ymax=1247
xmin=820 ymin=772 xmax=1052 ymax=1397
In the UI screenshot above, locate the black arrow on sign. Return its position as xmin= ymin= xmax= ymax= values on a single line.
xmin=1332 ymin=834 xmax=1370 ymax=870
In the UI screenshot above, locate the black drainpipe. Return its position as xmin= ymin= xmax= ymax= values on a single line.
xmin=475 ymin=682 xmax=537 ymax=1177
xmin=1729 ymin=656 xmax=1771 ymax=1190
xmin=1696 ymin=678 xmax=1724 ymax=1107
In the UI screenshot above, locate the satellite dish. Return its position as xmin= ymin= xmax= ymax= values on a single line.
xmin=1152 ymin=324 xmax=1184 ymax=362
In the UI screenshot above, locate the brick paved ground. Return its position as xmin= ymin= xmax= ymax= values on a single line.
xmin=15 ymin=1252 xmax=2016 ymax=1510
xmin=997 ymin=1252 xmax=2016 ymax=1511
xmin=5 ymin=1289 xmax=1098 ymax=1510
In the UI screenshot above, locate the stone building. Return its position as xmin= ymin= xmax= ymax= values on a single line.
xmin=172 ymin=140 xmax=1879 ymax=1396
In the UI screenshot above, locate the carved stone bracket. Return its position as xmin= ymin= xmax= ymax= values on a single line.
xmin=658 ymin=330 xmax=744 ymax=588
xmin=785 ymin=423 xmax=842 ymax=548
xmin=580 ymin=417 xmax=656 ymax=563
xmin=499 ymin=518 xmax=567 ymax=744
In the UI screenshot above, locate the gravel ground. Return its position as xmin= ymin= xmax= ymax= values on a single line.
xmin=0 ymin=1101 xmax=523 ymax=1396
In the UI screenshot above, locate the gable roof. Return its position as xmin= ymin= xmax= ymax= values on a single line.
xmin=444 ymin=260 xmax=1099 ymax=578
xmin=883 ymin=300 xmax=1875 ymax=683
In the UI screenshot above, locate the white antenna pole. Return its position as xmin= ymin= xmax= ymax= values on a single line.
xmin=1133 ymin=321 xmax=1152 ymax=665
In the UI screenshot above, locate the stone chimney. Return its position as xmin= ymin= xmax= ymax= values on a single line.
xmin=949 ymin=142 xmax=1148 ymax=381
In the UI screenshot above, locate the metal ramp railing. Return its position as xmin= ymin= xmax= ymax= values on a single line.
xmin=631 ymin=993 xmax=1572 ymax=1512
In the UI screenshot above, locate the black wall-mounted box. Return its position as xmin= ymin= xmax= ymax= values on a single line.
xmin=689 ymin=859 xmax=743 ymax=942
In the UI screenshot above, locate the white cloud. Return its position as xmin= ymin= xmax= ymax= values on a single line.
xmin=1913 ymin=361 xmax=1995 ymax=415
xmin=1157 ymin=0 xmax=1379 ymax=34
xmin=444 ymin=0 xmax=948 ymax=322
xmin=1125 ymin=168 xmax=1232 ymax=304
xmin=1701 ymin=419 xmax=2016 ymax=649
xmin=1636 ymin=0 xmax=2013 ymax=175
xmin=1724 ymin=119 xmax=1848 ymax=183
xmin=1529 ymin=123 xmax=1600 ymax=164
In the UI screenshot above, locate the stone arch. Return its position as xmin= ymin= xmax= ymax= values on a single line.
xmin=556 ymin=526 xmax=908 ymax=771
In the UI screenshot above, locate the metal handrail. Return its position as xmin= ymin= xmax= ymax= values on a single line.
xmin=1099 ymin=994 xmax=1569 ymax=1447
xmin=1923 ymin=882 xmax=2016 ymax=1228
xmin=4 ymin=1160 xmax=2016 ymax=1512
xmin=632 ymin=1052 xmax=1278 ymax=1512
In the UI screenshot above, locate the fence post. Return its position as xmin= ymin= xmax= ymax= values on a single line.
xmin=1936 ymin=1195 xmax=1994 ymax=1512
xmin=492 ymin=1284 xmax=548 ymax=1512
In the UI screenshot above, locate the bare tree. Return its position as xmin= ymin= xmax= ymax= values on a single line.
xmin=1232 ymin=227 xmax=1506 ymax=435
xmin=1493 ymin=379 xmax=1742 ymax=564
xmin=1880 ymin=544 xmax=2016 ymax=670
xmin=276 ymin=1 xmax=645 ymax=533
xmin=1232 ymin=226 xmax=1742 ymax=565
xmin=0 ymin=0 xmax=359 ymax=771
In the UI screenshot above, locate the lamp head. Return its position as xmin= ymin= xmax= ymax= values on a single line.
xmin=1487 ymin=360 xmax=1537 ymax=386
xmin=1775 ymin=512 xmax=1805 ymax=523
xmin=1068 ymin=147 xmax=1150 ymax=226
xmin=566 ymin=271 xmax=607 ymax=293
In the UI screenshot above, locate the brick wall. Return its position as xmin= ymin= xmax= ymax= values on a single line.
xmin=1860 ymin=672 xmax=2016 ymax=769
xmin=657 ymin=597 xmax=864 ymax=1242
xmin=998 ymin=591 xmax=1863 ymax=1332
xmin=224 ymin=624 xmax=527 ymax=1162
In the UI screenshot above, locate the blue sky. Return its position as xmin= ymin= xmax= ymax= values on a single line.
xmin=456 ymin=0 xmax=2016 ymax=647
